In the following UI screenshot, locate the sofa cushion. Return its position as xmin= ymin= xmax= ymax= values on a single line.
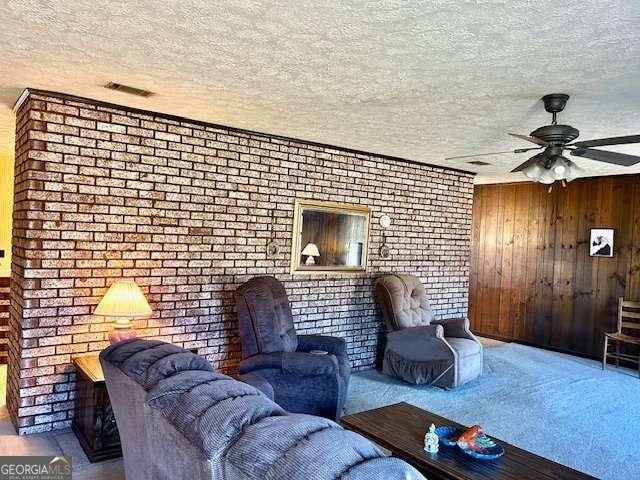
xmin=143 ymin=351 xmax=214 ymax=390
xmin=341 ymin=457 xmax=424 ymax=479
xmin=102 ymin=339 xmax=165 ymax=367
xmin=261 ymin=424 xmax=384 ymax=479
xmin=225 ymin=414 xmax=336 ymax=478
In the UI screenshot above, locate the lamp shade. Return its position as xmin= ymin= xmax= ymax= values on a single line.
xmin=301 ymin=243 xmax=320 ymax=257
xmin=94 ymin=280 xmax=152 ymax=318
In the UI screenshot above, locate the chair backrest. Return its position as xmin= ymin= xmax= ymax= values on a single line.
xmin=235 ymin=276 xmax=298 ymax=358
xmin=618 ymin=297 xmax=640 ymax=336
xmin=375 ymin=274 xmax=434 ymax=331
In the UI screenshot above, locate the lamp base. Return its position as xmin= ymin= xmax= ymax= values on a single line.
xmin=108 ymin=326 xmax=137 ymax=345
xmin=305 ymin=256 xmax=315 ymax=265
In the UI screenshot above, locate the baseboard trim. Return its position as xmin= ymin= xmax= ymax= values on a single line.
xmin=475 ymin=331 xmax=639 ymax=371
xmin=474 ymin=331 xmax=600 ymax=360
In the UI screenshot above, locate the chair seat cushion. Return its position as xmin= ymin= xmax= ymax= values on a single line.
xmin=386 ymin=326 xmax=452 ymax=362
xmin=384 ymin=327 xmax=454 ymax=385
xmin=445 ymin=337 xmax=482 ymax=357
xmin=384 ymin=332 xmax=482 ymax=387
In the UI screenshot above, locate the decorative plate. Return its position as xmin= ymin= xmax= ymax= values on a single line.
xmin=434 ymin=426 xmax=463 ymax=447
xmin=457 ymin=434 xmax=504 ymax=460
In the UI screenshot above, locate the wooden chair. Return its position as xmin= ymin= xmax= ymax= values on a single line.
xmin=603 ymin=297 xmax=640 ymax=377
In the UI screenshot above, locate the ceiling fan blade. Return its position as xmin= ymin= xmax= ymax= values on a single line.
xmin=510 ymin=157 xmax=540 ymax=173
xmin=510 ymin=150 xmax=548 ymax=173
xmin=570 ymin=134 xmax=640 ymax=148
xmin=508 ymin=133 xmax=549 ymax=147
xmin=570 ymin=148 xmax=640 ymax=166
xmin=445 ymin=147 xmax=541 ymax=161
xmin=445 ymin=150 xmax=515 ymax=160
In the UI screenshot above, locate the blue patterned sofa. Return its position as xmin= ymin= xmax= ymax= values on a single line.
xmin=99 ymin=339 xmax=425 ymax=480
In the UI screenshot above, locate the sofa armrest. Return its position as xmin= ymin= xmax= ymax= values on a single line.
xmin=297 ymin=334 xmax=347 ymax=357
xmin=431 ymin=318 xmax=474 ymax=339
xmin=238 ymin=351 xmax=338 ymax=376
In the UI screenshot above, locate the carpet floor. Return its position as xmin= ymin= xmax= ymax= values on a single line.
xmin=345 ymin=340 xmax=640 ymax=480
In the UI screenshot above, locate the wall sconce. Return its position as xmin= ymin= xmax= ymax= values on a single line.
xmin=379 ymin=214 xmax=391 ymax=258
xmin=266 ymin=207 xmax=279 ymax=256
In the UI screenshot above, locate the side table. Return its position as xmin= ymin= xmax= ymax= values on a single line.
xmin=72 ymin=355 xmax=122 ymax=462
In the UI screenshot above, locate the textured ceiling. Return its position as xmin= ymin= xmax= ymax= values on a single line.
xmin=1 ymin=0 xmax=640 ymax=183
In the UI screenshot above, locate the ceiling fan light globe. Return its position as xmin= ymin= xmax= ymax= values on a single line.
xmin=522 ymin=161 xmax=545 ymax=180
xmin=524 ymin=169 xmax=538 ymax=180
xmin=538 ymin=174 xmax=556 ymax=185
xmin=564 ymin=160 xmax=584 ymax=182
xmin=537 ymin=166 xmax=557 ymax=184
xmin=548 ymin=156 xmax=570 ymax=180
xmin=553 ymin=164 xmax=566 ymax=175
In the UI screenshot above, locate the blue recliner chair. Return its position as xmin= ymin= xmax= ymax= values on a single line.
xmin=234 ymin=276 xmax=350 ymax=420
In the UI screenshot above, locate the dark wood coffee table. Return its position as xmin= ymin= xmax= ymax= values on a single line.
xmin=341 ymin=402 xmax=596 ymax=480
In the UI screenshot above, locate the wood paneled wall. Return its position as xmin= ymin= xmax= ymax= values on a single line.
xmin=469 ymin=175 xmax=640 ymax=358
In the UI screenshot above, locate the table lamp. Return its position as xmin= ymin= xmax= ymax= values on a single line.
xmin=94 ymin=280 xmax=152 ymax=344
xmin=301 ymin=243 xmax=320 ymax=265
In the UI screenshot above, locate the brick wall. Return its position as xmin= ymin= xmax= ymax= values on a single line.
xmin=0 ymin=277 xmax=8 ymax=364
xmin=8 ymin=90 xmax=474 ymax=434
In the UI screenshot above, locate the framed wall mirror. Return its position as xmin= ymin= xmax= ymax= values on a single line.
xmin=291 ymin=200 xmax=371 ymax=274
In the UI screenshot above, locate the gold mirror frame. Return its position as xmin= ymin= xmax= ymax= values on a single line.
xmin=290 ymin=199 xmax=371 ymax=274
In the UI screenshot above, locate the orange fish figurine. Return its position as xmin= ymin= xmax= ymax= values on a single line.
xmin=457 ymin=425 xmax=483 ymax=450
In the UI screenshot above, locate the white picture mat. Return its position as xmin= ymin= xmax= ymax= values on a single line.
xmin=589 ymin=228 xmax=614 ymax=257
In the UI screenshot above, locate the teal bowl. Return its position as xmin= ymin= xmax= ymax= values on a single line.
xmin=434 ymin=426 xmax=462 ymax=447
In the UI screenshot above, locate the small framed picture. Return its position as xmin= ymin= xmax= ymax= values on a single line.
xmin=589 ymin=228 xmax=614 ymax=257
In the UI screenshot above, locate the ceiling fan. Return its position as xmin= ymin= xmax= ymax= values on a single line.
xmin=447 ymin=93 xmax=640 ymax=185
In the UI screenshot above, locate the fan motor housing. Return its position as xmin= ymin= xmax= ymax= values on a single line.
xmin=530 ymin=124 xmax=579 ymax=145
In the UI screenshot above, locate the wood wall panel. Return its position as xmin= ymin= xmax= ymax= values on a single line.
xmin=470 ymin=174 xmax=640 ymax=358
